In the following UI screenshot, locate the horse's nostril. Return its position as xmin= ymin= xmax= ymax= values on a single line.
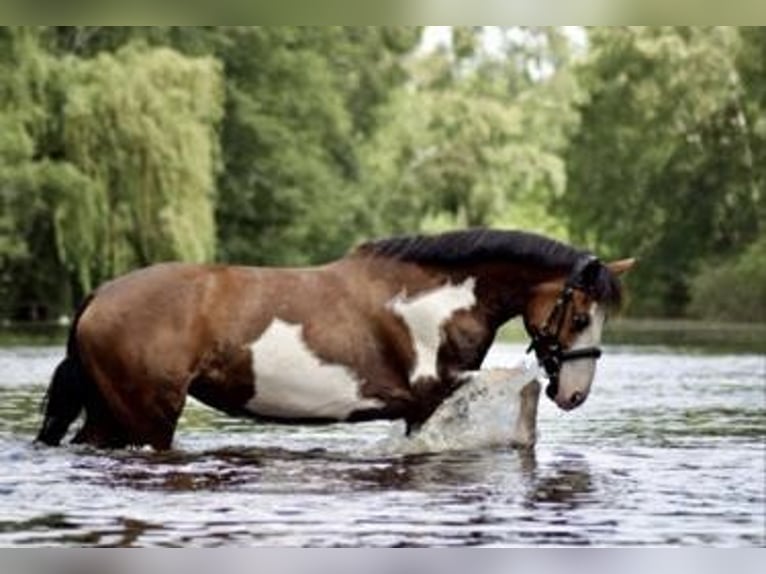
xmin=570 ymin=391 xmax=584 ymax=406
xmin=545 ymin=384 xmax=557 ymax=400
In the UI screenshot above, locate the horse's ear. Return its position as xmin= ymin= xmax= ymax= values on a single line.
xmin=581 ymin=257 xmax=601 ymax=285
xmin=606 ymin=258 xmax=636 ymax=276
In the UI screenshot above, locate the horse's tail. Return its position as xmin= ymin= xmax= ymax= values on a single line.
xmin=35 ymin=293 xmax=95 ymax=446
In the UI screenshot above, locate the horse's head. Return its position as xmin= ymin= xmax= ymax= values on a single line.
xmin=524 ymin=256 xmax=634 ymax=411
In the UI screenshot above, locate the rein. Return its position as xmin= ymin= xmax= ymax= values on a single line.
xmin=526 ymin=255 xmax=603 ymax=400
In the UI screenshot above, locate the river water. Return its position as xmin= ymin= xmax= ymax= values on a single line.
xmin=0 ymin=340 xmax=763 ymax=546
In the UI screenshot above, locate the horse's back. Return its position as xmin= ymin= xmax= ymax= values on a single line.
xmin=75 ymin=261 xmax=357 ymax=375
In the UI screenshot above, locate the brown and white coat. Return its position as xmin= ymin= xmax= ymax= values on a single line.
xmin=37 ymin=229 xmax=633 ymax=450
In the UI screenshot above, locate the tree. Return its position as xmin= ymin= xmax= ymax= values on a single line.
xmin=211 ymin=27 xmax=420 ymax=265
xmin=564 ymin=27 xmax=763 ymax=315
xmin=688 ymin=233 xmax=766 ymax=322
xmin=60 ymin=43 xmax=223 ymax=278
xmin=354 ymin=27 xmax=581 ymax=239
xmin=0 ymin=28 xmax=223 ymax=318
xmin=0 ymin=26 xmax=82 ymax=318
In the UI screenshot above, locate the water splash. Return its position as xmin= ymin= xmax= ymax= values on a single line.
xmin=383 ymin=362 xmax=542 ymax=455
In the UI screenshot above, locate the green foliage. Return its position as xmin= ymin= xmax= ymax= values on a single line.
xmin=688 ymin=234 xmax=766 ymax=323
xmin=356 ymin=88 xmax=567 ymax=235
xmin=212 ymin=28 xmax=355 ymax=264
xmin=356 ymin=27 xmax=580 ymax=239
xmin=1 ymin=28 xmax=223 ymax=318
xmin=1 ymin=26 xmax=764 ymax=322
xmin=3 ymin=161 xmax=102 ymax=298
xmin=0 ymin=27 xmax=66 ymax=318
xmin=565 ymin=27 xmax=764 ymax=316
xmin=210 ymin=27 xmax=420 ymax=265
xmin=60 ymin=43 xmax=223 ymax=276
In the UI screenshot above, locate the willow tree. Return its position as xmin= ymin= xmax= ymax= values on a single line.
xmin=0 ymin=29 xmax=223 ymax=318
xmin=12 ymin=26 xmax=421 ymax=268
xmin=0 ymin=27 xmax=93 ymax=317
xmin=60 ymin=44 xmax=223 ymax=286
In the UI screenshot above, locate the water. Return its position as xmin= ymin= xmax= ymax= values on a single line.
xmin=0 ymin=341 xmax=764 ymax=546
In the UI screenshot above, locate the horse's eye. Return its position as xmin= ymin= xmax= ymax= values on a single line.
xmin=572 ymin=313 xmax=591 ymax=332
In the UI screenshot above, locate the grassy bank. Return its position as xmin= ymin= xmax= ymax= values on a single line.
xmin=602 ymin=318 xmax=766 ymax=353
xmin=0 ymin=323 xmax=68 ymax=347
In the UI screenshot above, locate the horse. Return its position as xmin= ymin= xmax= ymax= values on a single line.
xmin=36 ymin=228 xmax=634 ymax=450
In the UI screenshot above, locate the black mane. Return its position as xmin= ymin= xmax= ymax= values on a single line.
xmin=355 ymin=228 xmax=622 ymax=306
xmin=357 ymin=228 xmax=582 ymax=269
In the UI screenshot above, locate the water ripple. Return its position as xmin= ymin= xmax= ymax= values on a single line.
xmin=0 ymin=344 xmax=763 ymax=546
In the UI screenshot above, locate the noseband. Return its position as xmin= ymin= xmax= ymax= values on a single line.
xmin=526 ymin=255 xmax=603 ymax=400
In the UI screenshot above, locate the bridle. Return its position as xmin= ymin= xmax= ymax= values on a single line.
xmin=526 ymin=255 xmax=603 ymax=400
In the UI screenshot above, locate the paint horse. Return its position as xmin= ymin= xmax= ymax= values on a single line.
xmin=37 ymin=229 xmax=634 ymax=450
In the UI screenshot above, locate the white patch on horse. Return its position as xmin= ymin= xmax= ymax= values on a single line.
xmin=388 ymin=277 xmax=477 ymax=383
xmin=571 ymin=303 xmax=605 ymax=351
xmin=246 ymin=319 xmax=383 ymax=420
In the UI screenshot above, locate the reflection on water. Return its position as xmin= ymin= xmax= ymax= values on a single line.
xmin=528 ymin=461 xmax=593 ymax=507
xmin=0 ymin=343 xmax=764 ymax=546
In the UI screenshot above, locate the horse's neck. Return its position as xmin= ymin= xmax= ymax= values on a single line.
xmin=342 ymin=256 xmax=445 ymax=298
xmin=439 ymin=262 xmax=555 ymax=330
